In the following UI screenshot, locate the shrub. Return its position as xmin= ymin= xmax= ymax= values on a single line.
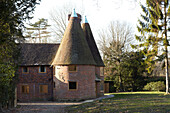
xmin=143 ymin=81 xmax=165 ymax=91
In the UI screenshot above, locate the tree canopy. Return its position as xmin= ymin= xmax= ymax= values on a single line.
xmin=98 ymin=21 xmax=146 ymax=91
xmin=0 ymin=0 xmax=41 ymax=110
xmin=25 ymin=18 xmax=51 ymax=43
xmin=133 ymin=0 xmax=170 ymax=93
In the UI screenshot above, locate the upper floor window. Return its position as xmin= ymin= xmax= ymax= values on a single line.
xmin=39 ymin=66 xmax=46 ymax=73
xmin=22 ymin=67 xmax=28 ymax=73
xmin=21 ymin=85 xmax=29 ymax=93
xmin=68 ymin=65 xmax=77 ymax=72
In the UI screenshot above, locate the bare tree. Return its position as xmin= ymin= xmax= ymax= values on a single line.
xmin=49 ymin=5 xmax=71 ymax=42
xmin=49 ymin=3 xmax=85 ymax=42
xmin=98 ymin=21 xmax=133 ymax=55
xmin=98 ymin=21 xmax=134 ymax=91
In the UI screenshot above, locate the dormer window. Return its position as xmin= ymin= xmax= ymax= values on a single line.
xmin=22 ymin=67 xmax=28 ymax=73
xmin=68 ymin=65 xmax=77 ymax=72
xmin=39 ymin=66 xmax=46 ymax=73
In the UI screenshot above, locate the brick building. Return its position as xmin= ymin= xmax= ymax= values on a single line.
xmin=17 ymin=10 xmax=105 ymax=101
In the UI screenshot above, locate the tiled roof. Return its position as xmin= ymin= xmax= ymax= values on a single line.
xmin=19 ymin=43 xmax=59 ymax=66
xmin=52 ymin=14 xmax=96 ymax=65
xmin=82 ymin=20 xmax=105 ymax=67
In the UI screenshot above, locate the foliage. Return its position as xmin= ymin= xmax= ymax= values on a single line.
xmin=0 ymin=0 xmax=40 ymax=110
xmin=133 ymin=0 xmax=170 ymax=93
xmin=143 ymin=81 xmax=165 ymax=91
xmin=98 ymin=21 xmax=146 ymax=91
xmin=109 ymin=51 xmax=146 ymax=91
xmin=98 ymin=21 xmax=134 ymax=91
xmin=25 ymin=18 xmax=51 ymax=43
xmin=119 ymin=52 xmax=146 ymax=91
xmin=67 ymin=92 xmax=170 ymax=113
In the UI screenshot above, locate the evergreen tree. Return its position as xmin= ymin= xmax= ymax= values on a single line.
xmin=25 ymin=18 xmax=51 ymax=43
xmin=121 ymin=52 xmax=146 ymax=91
xmin=133 ymin=0 xmax=170 ymax=93
xmin=0 ymin=0 xmax=40 ymax=110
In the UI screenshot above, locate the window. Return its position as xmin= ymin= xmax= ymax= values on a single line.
xmin=69 ymin=81 xmax=77 ymax=90
xmin=100 ymin=81 xmax=104 ymax=92
xmin=39 ymin=85 xmax=48 ymax=93
xmin=39 ymin=66 xmax=46 ymax=73
xmin=100 ymin=67 xmax=104 ymax=76
xmin=68 ymin=65 xmax=77 ymax=72
xmin=22 ymin=67 xmax=28 ymax=73
xmin=21 ymin=85 xmax=29 ymax=93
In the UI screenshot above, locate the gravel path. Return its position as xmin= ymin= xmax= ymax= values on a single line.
xmin=5 ymin=95 xmax=114 ymax=113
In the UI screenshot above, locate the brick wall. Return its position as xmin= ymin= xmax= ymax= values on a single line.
xmin=95 ymin=67 xmax=104 ymax=97
xmin=17 ymin=66 xmax=53 ymax=102
xmin=53 ymin=65 xmax=96 ymax=100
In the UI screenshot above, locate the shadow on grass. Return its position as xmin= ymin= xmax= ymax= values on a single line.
xmin=67 ymin=92 xmax=170 ymax=113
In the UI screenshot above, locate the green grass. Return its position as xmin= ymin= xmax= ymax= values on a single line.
xmin=66 ymin=92 xmax=170 ymax=113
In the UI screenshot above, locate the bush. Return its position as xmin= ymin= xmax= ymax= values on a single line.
xmin=143 ymin=81 xmax=165 ymax=91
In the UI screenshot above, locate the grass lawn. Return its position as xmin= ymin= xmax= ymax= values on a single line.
xmin=66 ymin=92 xmax=170 ymax=113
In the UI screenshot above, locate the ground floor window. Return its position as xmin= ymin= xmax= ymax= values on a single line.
xmin=39 ymin=85 xmax=48 ymax=93
xmin=21 ymin=85 xmax=29 ymax=93
xmin=69 ymin=81 xmax=77 ymax=90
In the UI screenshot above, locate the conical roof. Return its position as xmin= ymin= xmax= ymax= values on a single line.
xmin=52 ymin=12 xmax=96 ymax=65
xmin=82 ymin=17 xmax=105 ymax=67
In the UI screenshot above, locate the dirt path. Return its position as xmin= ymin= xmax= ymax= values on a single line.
xmin=5 ymin=95 xmax=114 ymax=113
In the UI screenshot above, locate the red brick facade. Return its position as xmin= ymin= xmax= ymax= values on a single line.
xmin=53 ymin=65 xmax=96 ymax=101
xmin=95 ymin=67 xmax=104 ymax=97
xmin=17 ymin=66 xmax=53 ymax=102
xmin=17 ymin=65 xmax=104 ymax=101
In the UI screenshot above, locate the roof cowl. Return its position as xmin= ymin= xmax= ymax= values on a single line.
xmin=71 ymin=9 xmax=78 ymax=17
xmin=52 ymin=12 xmax=96 ymax=65
xmin=84 ymin=16 xmax=88 ymax=23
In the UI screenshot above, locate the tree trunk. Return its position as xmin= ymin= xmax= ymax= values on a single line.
xmin=164 ymin=2 xmax=169 ymax=94
xmin=119 ymin=73 xmax=123 ymax=92
xmin=165 ymin=57 xmax=169 ymax=94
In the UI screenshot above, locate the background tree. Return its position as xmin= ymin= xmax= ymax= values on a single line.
xmin=49 ymin=3 xmax=84 ymax=42
xmin=25 ymin=18 xmax=51 ymax=43
xmin=133 ymin=0 xmax=170 ymax=94
xmin=0 ymin=0 xmax=40 ymax=110
xmin=120 ymin=51 xmax=146 ymax=91
xmin=98 ymin=21 xmax=134 ymax=91
xmin=49 ymin=4 xmax=73 ymax=42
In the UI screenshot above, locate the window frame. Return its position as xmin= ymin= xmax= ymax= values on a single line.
xmin=39 ymin=66 xmax=46 ymax=73
xmin=68 ymin=65 xmax=77 ymax=72
xmin=68 ymin=81 xmax=78 ymax=91
xmin=22 ymin=67 xmax=29 ymax=73
xmin=21 ymin=85 xmax=29 ymax=94
xmin=39 ymin=85 xmax=48 ymax=94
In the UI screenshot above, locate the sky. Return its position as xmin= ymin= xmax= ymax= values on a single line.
xmin=30 ymin=0 xmax=144 ymax=42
